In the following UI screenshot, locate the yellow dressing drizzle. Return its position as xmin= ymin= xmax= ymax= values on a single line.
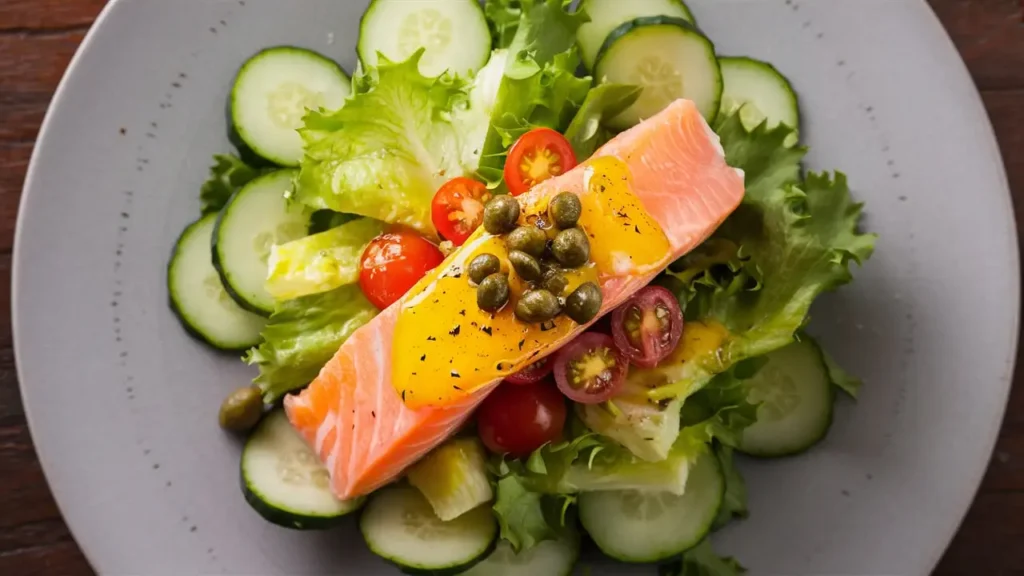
xmin=576 ymin=157 xmax=671 ymax=277
xmin=392 ymin=157 xmax=671 ymax=408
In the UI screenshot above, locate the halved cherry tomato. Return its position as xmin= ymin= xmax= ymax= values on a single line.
xmin=553 ymin=333 xmax=627 ymax=404
xmin=477 ymin=381 xmax=566 ymax=457
xmin=359 ymin=230 xmax=444 ymax=310
xmin=504 ymin=128 xmax=578 ymax=196
xmin=431 ymin=177 xmax=491 ymax=246
xmin=611 ymin=286 xmax=684 ymax=368
xmin=505 ymin=357 xmax=553 ymax=385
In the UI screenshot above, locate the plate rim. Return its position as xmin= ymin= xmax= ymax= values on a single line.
xmin=10 ymin=0 xmax=1020 ymax=573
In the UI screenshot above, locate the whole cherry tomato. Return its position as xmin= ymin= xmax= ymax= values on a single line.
xmin=477 ymin=381 xmax=567 ymax=457
xmin=359 ymin=230 xmax=444 ymax=310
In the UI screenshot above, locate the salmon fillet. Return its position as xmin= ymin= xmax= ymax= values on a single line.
xmin=286 ymin=100 xmax=745 ymax=500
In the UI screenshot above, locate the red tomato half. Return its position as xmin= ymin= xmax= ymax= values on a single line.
xmin=553 ymin=332 xmax=628 ymax=404
xmin=359 ymin=230 xmax=444 ymax=310
xmin=611 ymin=286 xmax=684 ymax=368
xmin=477 ymin=381 xmax=567 ymax=457
xmin=503 ymin=128 xmax=578 ymax=196
xmin=431 ymin=177 xmax=491 ymax=246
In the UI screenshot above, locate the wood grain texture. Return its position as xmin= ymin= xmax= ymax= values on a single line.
xmin=0 ymin=0 xmax=1020 ymax=574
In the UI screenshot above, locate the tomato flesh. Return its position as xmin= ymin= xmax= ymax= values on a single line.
xmin=504 ymin=128 xmax=578 ymax=196
xmin=358 ymin=230 xmax=444 ymax=310
xmin=611 ymin=286 xmax=684 ymax=368
xmin=553 ymin=333 xmax=627 ymax=404
xmin=431 ymin=177 xmax=491 ymax=246
xmin=477 ymin=381 xmax=567 ymax=457
xmin=505 ymin=357 xmax=553 ymax=385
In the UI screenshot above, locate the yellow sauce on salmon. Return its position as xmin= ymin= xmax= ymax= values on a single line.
xmin=392 ymin=158 xmax=670 ymax=409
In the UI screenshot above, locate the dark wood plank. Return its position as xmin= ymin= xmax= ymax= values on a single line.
xmin=0 ymin=1 xmax=1019 ymax=576
xmin=935 ymin=492 xmax=1024 ymax=576
xmin=0 ymin=1 xmax=104 ymax=571
xmin=928 ymin=0 xmax=1024 ymax=91
xmin=0 ymin=0 xmax=104 ymax=32
xmin=0 ymin=33 xmax=87 ymax=98
xmin=0 ymin=34 xmax=86 ymax=144
xmin=0 ymin=144 xmax=35 ymax=253
xmin=0 ymin=541 xmax=92 ymax=576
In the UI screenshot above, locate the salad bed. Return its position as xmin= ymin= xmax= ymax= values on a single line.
xmin=166 ymin=0 xmax=876 ymax=573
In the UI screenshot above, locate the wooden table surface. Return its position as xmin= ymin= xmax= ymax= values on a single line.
xmin=0 ymin=0 xmax=1021 ymax=574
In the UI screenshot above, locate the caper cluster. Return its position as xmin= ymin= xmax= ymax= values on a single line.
xmin=468 ymin=192 xmax=603 ymax=325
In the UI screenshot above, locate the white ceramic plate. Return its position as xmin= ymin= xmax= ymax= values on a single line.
xmin=13 ymin=0 xmax=1017 ymax=574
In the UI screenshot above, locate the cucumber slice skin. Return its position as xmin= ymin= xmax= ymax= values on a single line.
xmin=360 ymin=485 xmax=498 ymax=575
xmin=577 ymin=0 xmax=696 ymax=71
xmin=719 ymin=56 xmax=801 ymax=132
xmin=212 ymin=169 xmax=307 ymax=316
xmin=738 ymin=339 xmax=836 ymax=458
xmin=241 ymin=410 xmax=364 ymax=530
xmin=578 ymin=451 xmax=725 ymax=563
xmin=357 ymin=0 xmax=491 ymax=78
xmin=228 ymin=46 xmax=351 ymax=168
xmin=594 ymin=17 xmax=723 ymax=129
xmin=241 ymin=483 xmax=360 ymax=531
xmin=167 ymin=215 xmax=265 ymax=352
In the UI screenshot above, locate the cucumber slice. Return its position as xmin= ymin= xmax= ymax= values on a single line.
xmin=212 ymin=170 xmax=309 ymax=316
xmin=719 ymin=56 xmax=800 ymax=135
xmin=167 ymin=214 xmax=265 ymax=351
xmin=577 ymin=0 xmax=695 ymax=71
xmin=241 ymin=409 xmax=363 ymax=529
xmin=360 ymin=484 xmax=497 ymax=574
xmin=229 ymin=46 xmax=351 ymax=167
xmin=357 ymin=0 xmax=490 ymax=77
xmin=578 ymin=450 xmax=723 ymax=563
xmin=738 ymin=339 xmax=835 ymax=457
xmin=595 ymin=17 xmax=722 ymax=129
xmin=458 ymin=536 xmax=579 ymax=576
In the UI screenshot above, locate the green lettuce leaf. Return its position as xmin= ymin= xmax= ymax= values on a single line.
xmin=307 ymin=209 xmax=357 ymax=234
xmin=492 ymin=471 xmax=576 ymax=552
xmin=713 ymin=445 xmax=748 ymax=528
xmin=659 ymin=539 xmax=747 ymax=576
xmin=564 ymin=83 xmax=642 ymax=159
xmin=492 ymin=474 xmax=560 ymax=552
xmin=199 ymin=154 xmax=263 ymax=214
xmin=819 ymin=341 xmax=862 ymax=398
xmin=484 ymin=0 xmax=524 ymax=49
xmin=294 ymin=51 xmax=475 ymax=235
xmin=245 ymin=284 xmax=378 ymax=403
xmin=679 ymin=359 xmax=763 ymax=448
xmin=477 ymin=0 xmax=592 ymax=184
xmin=714 ymin=109 xmax=805 ymax=201
xmin=453 ymin=49 xmax=508 ymax=172
xmin=649 ymin=114 xmax=876 ymax=400
xmin=265 ymin=218 xmax=385 ymax=301
xmin=500 ymin=417 xmax=707 ymax=495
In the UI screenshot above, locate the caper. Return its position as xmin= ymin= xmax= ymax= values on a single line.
xmin=551 ymin=227 xmax=590 ymax=268
xmin=468 ymin=253 xmax=501 ymax=284
xmin=477 ymin=273 xmax=510 ymax=312
xmin=548 ymin=192 xmax=582 ymax=229
xmin=218 ymin=386 xmax=264 ymax=432
xmin=564 ymin=281 xmax=603 ymax=324
xmin=506 ymin=226 xmax=547 ymax=257
xmin=483 ymin=195 xmax=521 ymax=235
xmin=515 ymin=289 xmax=561 ymax=323
xmin=508 ymin=250 xmax=542 ymax=282
xmin=540 ymin=269 xmax=569 ymax=296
